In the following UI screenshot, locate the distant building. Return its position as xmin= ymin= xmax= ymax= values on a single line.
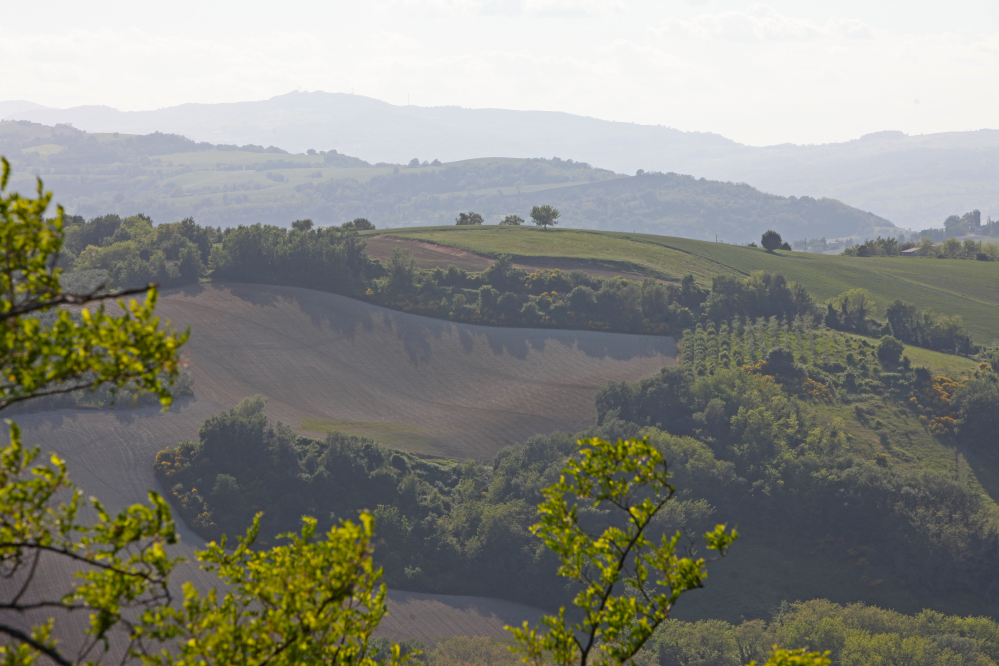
xmin=901 ymin=248 xmax=920 ymax=257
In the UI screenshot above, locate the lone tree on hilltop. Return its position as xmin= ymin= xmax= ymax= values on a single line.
xmin=761 ymin=229 xmax=783 ymax=251
xmin=349 ymin=217 xmax=376 ymax=230
xmin=455 ymin=212 xmax=484 ymax=226
xmin=531 ymin=204 xmax=560 ymax=231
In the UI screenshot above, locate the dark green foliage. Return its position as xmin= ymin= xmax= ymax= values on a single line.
xmin=455 ymin=212 xmax=484 ymax=225
xmin=876 ymin=335 xmax=905 ymax=366
xmin=704 ymin=272 xmax=815 ymax=322
xmin=885 ymin=299 xmax=976 ymax=353
xmin=954 ymin=376 xmax=999 ymax=448
xmin=500 ymin=214 xmax=524 ymax=226
xmin=761 ymin=230 xmax=782 ymax=251
xmin=210 ymin=221 xmax=380 ymax=295
xmin=643 ymin=600 xmax=999 ymax=666
xmin=157 ymin=400 xmax=585 ymax=605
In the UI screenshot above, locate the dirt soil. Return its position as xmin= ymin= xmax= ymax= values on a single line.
xmin=365 ymin=236 xmax=657 ymax=282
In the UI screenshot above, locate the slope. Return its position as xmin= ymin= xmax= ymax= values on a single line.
xmin=375 ymin=226 xmax=999 ymax=344
xmin=5 ymin=91 xmax=997 ymax=228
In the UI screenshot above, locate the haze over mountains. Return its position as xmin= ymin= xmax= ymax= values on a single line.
xmin=2 ymin=91 xmax=996 ymax=230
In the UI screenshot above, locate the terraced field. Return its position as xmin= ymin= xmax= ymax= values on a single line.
xmin=371 ymin=226 xmax=999 ymax=344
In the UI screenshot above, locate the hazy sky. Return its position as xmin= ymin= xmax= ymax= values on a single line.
xmin=1 ymin=0 xmax=996 ymax=146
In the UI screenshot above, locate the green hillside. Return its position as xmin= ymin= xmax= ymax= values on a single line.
xmin=0 ymin=121 xmax=895 ymax=241
xmin=374 ymin=226 xmax=999 ymax=344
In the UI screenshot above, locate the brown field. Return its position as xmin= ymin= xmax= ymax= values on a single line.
xmin=365 ymin=236 xmax=656 ymax=282
xmin=3 ymin=282 xmax=673 ymax=655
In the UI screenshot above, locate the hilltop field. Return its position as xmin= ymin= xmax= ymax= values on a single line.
xmin=367 ymin=226 xmax=999 ymax=344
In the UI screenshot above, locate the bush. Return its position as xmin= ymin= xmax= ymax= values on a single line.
xmin=876 ymin=335 xmax=905 ymax=366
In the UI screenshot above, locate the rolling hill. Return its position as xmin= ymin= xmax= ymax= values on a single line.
xmin=3 ymin=91 xmax=996 ymax=228
xmin=0 ymin=120 xmax=900 ymax=242
xmin=368 ymin=226 xmax=999 ymax=345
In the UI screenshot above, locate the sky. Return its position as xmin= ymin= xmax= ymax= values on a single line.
xmin=1 ymin=0 xmax=996 ymax=146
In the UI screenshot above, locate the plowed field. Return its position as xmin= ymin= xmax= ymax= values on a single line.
xmin=365 ymin=236 xmax=656 ymax=282
xmin=3 ymin=282 xmax=674 ymax=653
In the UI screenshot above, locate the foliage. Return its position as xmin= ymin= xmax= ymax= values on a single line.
xmin=953 ymin=374 xmax=999 ymax=448
xmin=0 ymin=159 xmax=188 ymax=412
xmin=507 ymin=436 xmax=737 ymax=666
xmin=428 ymin=637 xmax=516 ymax=666
xmin=349 ymin=217 xmax=377 ymax=231
xmin=456 ymin=212 xmax=484 ymax=226
xmin=137 ymin=514 xmax=398 ymax=666
xmin=760 ymin=230 xmax=782 ymax=252
xmin=0 ymin=163 xmax=407 ymax=666
xmin=841 ymin=236 xmax=915 ymax=257
xmin=65 ymin=214 xmax=214 ymax=289
xmin=875 ymin=335 xmax=904 ymax=366
xmin=639 ymin=599 xmax=999 ymax=666
xmin=919 ymin=209 xmax=995 ymax=242
xmin=155 ymin=396 xmax=576 ymax=603
xmin=530 ymin=205 xmax=561 ymax=231
xmin=885 ymin=299 xmax=976 ymax=353
xmin=500 ymin=215 xmax=524 ymax=226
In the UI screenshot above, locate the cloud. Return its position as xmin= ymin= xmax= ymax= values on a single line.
xmin=656 ymin=4 xmax=874 ymax=42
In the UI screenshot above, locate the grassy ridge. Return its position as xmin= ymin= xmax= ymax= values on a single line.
xmin=375 ymin=226 xmax=999 ymax=343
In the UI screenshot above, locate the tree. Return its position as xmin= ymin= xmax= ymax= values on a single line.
xmin=0 ymin=160 xmax=407 ymax=666
xmin=761 ymin=230 xmax=783 ymax=252
xmin=386 ymin=247 xmax=418 ymax=293
xmin=291 ymin=219 xmax=314 ymax=232
xmin=455 ymin=212 xmax=484 ymax=226
xmin=407 ymin=158 xmax=420 ymax=168
xmin=941 ymin=237 xmax=962 ymax=257
xmin=507 ymin=436 xmax=737 ymax=666
xmin=351 ymin=218 xmax=376 ymax=231
xmin=500 ymin=215 xmax=524 ymax=226
xmin=832 ymin=288 xmax=877 ymax=331
xmin=530 ymin=205 xmax=560 ymax=231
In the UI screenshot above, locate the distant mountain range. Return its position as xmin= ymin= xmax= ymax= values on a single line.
xmin=1 ymin=91 xmax=995 ymax=229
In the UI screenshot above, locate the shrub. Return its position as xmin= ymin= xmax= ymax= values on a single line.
xmin=876 ymin=335 xmax=905 ymax=366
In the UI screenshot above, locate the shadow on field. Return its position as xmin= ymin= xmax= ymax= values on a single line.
xmin=217 ymin=281 xmax=676 ymax=365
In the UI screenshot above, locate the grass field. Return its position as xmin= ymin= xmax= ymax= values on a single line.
xmin=372 ymin=226 xmax=999 ymax=344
